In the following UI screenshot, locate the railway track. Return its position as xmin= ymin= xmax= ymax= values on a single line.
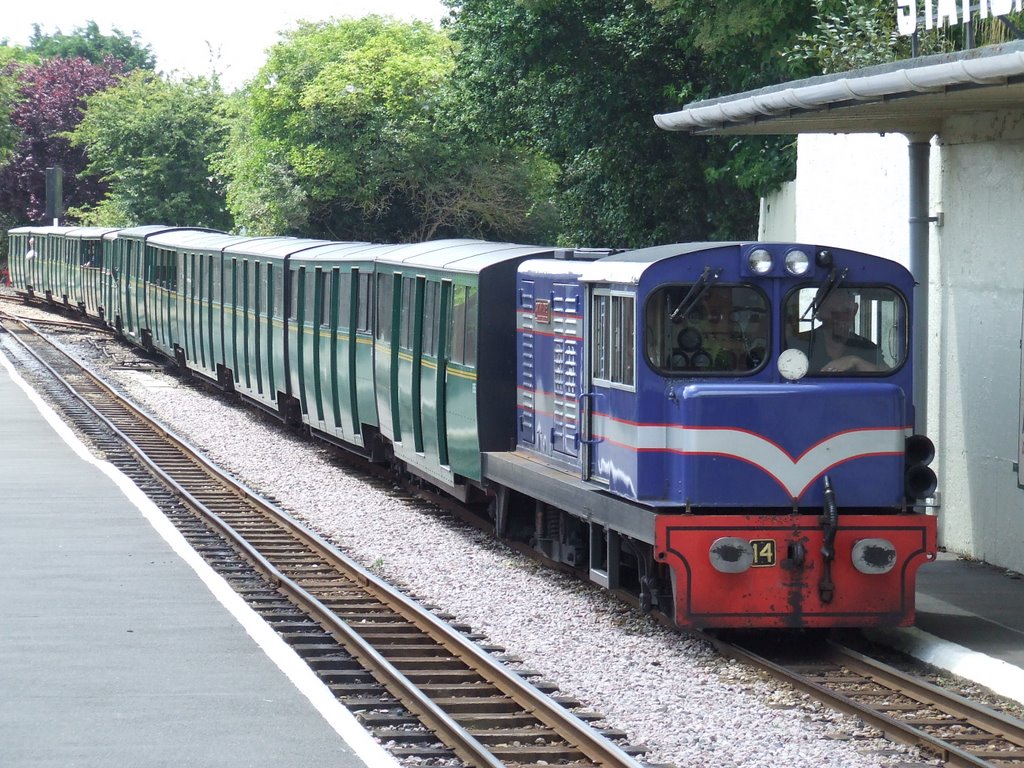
xmin=708 ymin=633 xmax=1024 ymax=767
xmin=0 ymin=312 xmax=649 ymax=768
xmin=7 ymin=299 xmax=1024 ymax=768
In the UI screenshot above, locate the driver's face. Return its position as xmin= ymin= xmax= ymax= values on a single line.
xmin=823 ymin=303 xmax=856 ymax=340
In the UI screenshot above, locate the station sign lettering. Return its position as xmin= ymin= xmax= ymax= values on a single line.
xmin=896 ymin=0 xmax=1022 ymax=36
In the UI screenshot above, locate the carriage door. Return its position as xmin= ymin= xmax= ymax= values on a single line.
xmin=584 ymin=286 xmax=636 ymax=485
xmin=550 ymin=282 xmax=583 ymax=459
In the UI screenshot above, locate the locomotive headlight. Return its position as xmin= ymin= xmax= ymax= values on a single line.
xmin=851 ymin=538 xmax=897 ymax=575
xmin=709 ymin=537 xmax=754 ymax=573
xmin=747 ymin=248 xmax=773 ymax=275
xmin=784 ymin=249 xmax=810 ymax=276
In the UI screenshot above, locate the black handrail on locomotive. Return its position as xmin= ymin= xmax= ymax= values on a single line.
xmin=819 ymin=475 xmax=839 ymax=604
xmin=668 ymin=266 xmax=722 ymax=322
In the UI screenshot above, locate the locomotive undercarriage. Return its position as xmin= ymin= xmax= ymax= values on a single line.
xmin=491 ymin=484 xmax=673 ymax=615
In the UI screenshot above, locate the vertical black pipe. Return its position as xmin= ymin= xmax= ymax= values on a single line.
xmin=907 ymin=135 xmax=934 ymax=434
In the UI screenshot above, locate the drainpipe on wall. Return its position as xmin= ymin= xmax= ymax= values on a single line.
xmin=906 ymin=133 xmax=936 ymax=435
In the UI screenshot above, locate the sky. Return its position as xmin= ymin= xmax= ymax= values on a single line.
xmin=3 ymin=1 xmax=450 ymax=91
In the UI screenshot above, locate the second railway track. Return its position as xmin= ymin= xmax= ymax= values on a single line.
xmin=0 ymin=311 xmax=650 ymax=768
xmin=708 ymin=633 xmax=1024 ymax=767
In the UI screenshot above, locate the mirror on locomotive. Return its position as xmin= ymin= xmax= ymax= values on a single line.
xmin=783 ymin=285 xmax=907 ymax=375
xmin=646 ymin=284 xmax=770 ymax=374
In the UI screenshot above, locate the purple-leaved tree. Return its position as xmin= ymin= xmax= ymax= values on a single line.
xmin=0 ymin=56 xmax=123 ymax=224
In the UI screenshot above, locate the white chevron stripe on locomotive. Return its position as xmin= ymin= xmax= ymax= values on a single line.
xmin=595 ymin=415 xmax=905 ymax=498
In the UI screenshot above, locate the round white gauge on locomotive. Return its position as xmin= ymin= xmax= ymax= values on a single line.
xmin=777 ymin=348 xmax=809 ymax=381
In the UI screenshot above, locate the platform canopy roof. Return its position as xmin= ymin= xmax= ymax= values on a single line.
xmin=654 ymin=40 xmax=1024 ymax=136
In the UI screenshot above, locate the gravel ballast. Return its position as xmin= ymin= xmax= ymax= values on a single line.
xmin=10 ymin=311 xmax=934 ymax=768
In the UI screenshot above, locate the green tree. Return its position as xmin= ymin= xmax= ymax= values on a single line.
xmin=67 ymin=70 xmax=231 ymax=228
xmin=0 ymin=48 xmax=26 ymax=168
xmin=449 ymin=0 xmax=788 ymax=246
xmin=652 ymin=0 xmax=818 ymax=94
xmin=215 ymin=93 xmax=309 ymax=235
xmin=223 ymin=16 xmax=555 ymax=242
xmin=28 ymin=21 xmax=155 ymax=71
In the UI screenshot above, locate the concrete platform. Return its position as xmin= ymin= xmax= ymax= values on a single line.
xmin=868 ymin=550 xmax=1024 ymax=707
xmin=3 ymin=336 xmax=1023 ymax=758
xmin=0 ymin=351 xmax=398 ymax=768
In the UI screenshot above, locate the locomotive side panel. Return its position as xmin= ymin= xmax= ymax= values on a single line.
xmin=515 ymin=262 xmax=587 ymax=474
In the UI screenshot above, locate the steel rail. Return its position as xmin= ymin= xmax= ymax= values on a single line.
xmin=826 ymin=642 xmax=1024 ymax=763
xmin=0 ymin=316 xmax=508 ymax=768
xmin=2 ymin=315 xmax=646 ymax=768
xmin=704 ymin=630 xmax=1024 ymax=768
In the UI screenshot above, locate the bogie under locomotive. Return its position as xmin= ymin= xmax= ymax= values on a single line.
xmin=5 ymin=229 xmax=936 ymax=630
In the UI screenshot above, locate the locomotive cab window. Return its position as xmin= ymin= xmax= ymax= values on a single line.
xmin=647 ymin=284 xmax=769 ymax=375
xmin=592 ymin=290 xmax=635 ymax=388
xmin=784 ymin=285 xmax=906 ymax=375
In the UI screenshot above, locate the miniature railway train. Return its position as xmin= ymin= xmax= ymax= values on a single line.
xmin=5 ymin=225 xmax=938 ymax=629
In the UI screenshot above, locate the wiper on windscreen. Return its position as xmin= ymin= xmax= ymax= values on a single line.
xmin=803 ymin=266 xmax=849 ymax=322
xmin=669 ymin=266 xmax=722 ymax=322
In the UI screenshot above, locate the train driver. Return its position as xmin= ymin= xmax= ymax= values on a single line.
xmin=798 ymin=290 xmax=886 ymax=374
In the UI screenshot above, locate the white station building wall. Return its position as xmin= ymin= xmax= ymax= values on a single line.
xmin=760 ymin=122 xmax=1024 ymax=570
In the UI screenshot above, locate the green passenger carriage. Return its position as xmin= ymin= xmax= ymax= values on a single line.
xmin=65 ymin=227 xmax=121 ymax=319
xmin=7 ymin=225 xmax=76 ymax=299
xmin=104 ymin=226 xmax=214 ymax=347
xmin=284 ymin=241 xmax=380 ymax=448
xmin=370 ymin=241 xmax=553 ymax=497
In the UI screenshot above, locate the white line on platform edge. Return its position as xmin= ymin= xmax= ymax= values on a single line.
xmin=0 ymin=351 xmax=402 ymax=768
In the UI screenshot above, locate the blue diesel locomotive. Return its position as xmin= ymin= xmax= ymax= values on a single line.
xmin=6 ymin=227 xmax=937 ymax=629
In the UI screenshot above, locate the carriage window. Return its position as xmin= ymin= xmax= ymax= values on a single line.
xmin=357 ymin=273 xmax=372 ymax=332
xmin=451 ymin=286 xmax=466 ymax=363
xmin=304 ymin=269 xmax=316 ymax=324
xmin=212 ymin=257 xmax=221 ymax=302
xmin=399 ymin=276 xmax=415 ymax=351
xmin=464 ymin=286 xmax=478 ymax=368
xmin=319 ymin=270 xmax=331 ymax=327
xmin=784 ymin=285 xmax=906 ymax=375
xmin=338 ymin=271 xmax=352 ymax=330
xmin=592 ymin=290 xmax=635 ymax=387
xmin=647 ymin=284 xmax=769 ymax=375
xmin=253 ymin=262 xmax=262 ymax=316
xmin=449 ymin=284 xmax=479 ymax=366
xmin=423 ymin=281 xmax=440 ymax=357
xmin=273 ymin=264 xmax=284 ymax=319
xmin=82 ymin=241 xmax=99 ymax=266
xmin=376 ymin=273 xmax=393 ymax=340
xmin=158 ymin=248 xmax=176 ymax=289
xmin=288 ymin=268 xmax=299 ymax=320
xmin=226 ymin=262 xmax=235 ymax=309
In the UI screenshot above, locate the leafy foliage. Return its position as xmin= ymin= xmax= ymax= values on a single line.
xmin=0 ymin=56 xmax=123 ymax=225
xmin=213 ymin=93 xmax=309 ymax=235
xmin=652 ymin=0 xmax=819 ymax=94
xmin=67 ymin=70 xmax=231 ymax=229
xmin=446 ymin=0 xmax=808 ymax=246
xmin=224 ymin=16 xmax=556 ymax=242
xmin=0 ymin=48 xmax=30 ymax=168
xmin=784 ymin=0 xmax=919 ymax=72
xmin=28 ymin=21 xmax=156 ymax=71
